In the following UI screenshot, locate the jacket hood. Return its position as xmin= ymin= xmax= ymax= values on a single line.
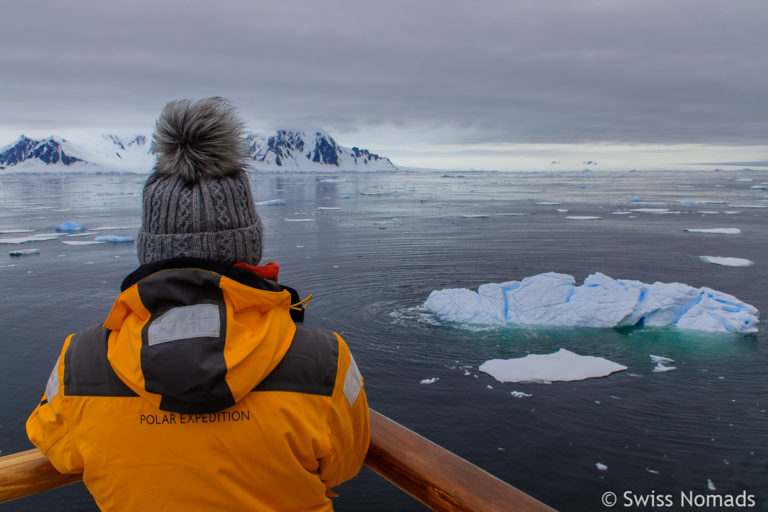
xmin=103 ymin=258 xmax=298 ymax=413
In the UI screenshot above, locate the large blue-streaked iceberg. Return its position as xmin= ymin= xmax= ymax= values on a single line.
xmin=424 ymin=272 xmax=759 ymax=334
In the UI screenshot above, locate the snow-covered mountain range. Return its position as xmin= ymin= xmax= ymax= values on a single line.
xmin=246 ymin=130 xmax=395 ymax=171
xmin=0 ymin=135 xmax=84 ymax=167
xmin=0 ymin=135 xmax=152 ymax=172
xmin=0 ymin=130 xmax=396 ymax=173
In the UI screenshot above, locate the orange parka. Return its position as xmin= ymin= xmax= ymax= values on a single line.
xmin=27 ymin=258 xmax=370 ymax=511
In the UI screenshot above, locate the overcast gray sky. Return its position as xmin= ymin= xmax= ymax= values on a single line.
xmin=1 ymin=0 xmax=766 ymax=170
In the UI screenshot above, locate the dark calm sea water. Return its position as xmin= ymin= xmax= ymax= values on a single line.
xmin=1 ymin=169 xmax=767 ymax=511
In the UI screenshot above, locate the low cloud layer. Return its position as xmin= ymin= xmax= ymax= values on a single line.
xmin=1 ymin=0 xmax=766 ymax=158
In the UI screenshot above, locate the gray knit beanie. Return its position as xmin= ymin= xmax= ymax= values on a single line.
xmin=137 ymin=97 xmax=263 ymax=266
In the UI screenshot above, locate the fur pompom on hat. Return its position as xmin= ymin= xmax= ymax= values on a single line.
xmin=137 ymin=97 xmax=263 ymax=267
xmin=152 ymin=97 xmax=248 ymax=183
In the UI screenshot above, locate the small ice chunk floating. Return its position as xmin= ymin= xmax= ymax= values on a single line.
xmin=54 ymin=221 xmax=86 ymax=233
xmin=9 ymin=248 xmax=40 ymax=257
xmin=424 ymin=272 xmax=759 ymax=334
xmin=94 ymin=235 xmax=134 ymax=243
xmin=256 ymin=199 xmax=287 ymax=206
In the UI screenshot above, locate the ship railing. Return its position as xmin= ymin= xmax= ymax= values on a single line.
xmin=0 ymin=409 xmax=555 ymax=512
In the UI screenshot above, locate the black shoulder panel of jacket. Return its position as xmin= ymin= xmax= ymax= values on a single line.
xmin=254 ymin=324 xmax=339 ymax=397
xmin=136 ymin=269 xmax=236 ymax=414
xmin=64 ymin=325 xmax=137 ymax=397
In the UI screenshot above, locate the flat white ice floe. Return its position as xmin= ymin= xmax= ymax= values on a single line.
xmin=631 ymin=208 xmax=676 ymax=214
xmin=424 ymin=271 xmax=759 ymax=333
xmin=0 ymin=234 xmax=60 ymax=244
xmin=66 ymin=231 xmax=102 ymax=237
xmin=566 ymin=216 xmax=601 ymax=220
xmin=684 ymin=228 xmax=741 ymax=234
xmin=256 ymin=199 xmax=287 ymax=206
xmin=699 ymin=256 xmax=753 ymax=267
xmin=479 ymin=349 xmax=627 ymax=383
xmin=91 ymin=225 xmax=140 ymax=231
xmin=0 ymin=229 xmax=33 ymax=234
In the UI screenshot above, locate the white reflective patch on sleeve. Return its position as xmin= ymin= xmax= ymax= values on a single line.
xmin=45 ymin=356 xmax=60 ymax=401
xmin=343 ymin=354 xmax=362 ymax=406
xmin=148 ymin=304 xmax=220 ymax=346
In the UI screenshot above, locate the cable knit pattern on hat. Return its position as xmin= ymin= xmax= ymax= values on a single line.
xmin=137 ymin=98 xmax=263 ymax=266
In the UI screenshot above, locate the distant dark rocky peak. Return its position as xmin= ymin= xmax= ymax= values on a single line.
xmin=105 ymin=134 xmax=126 ymax=150
xmin=0 ymin=135 xmax=81 ymax=167
xmin=309 ymin=132 xmax=341 ymax=166
xmin=255 ymin=130 xmax=342 ymax=167
xmin=104 ymin=134 xmax=150 ymax=151
xmin=244 ymin=133 xmax=263 ymax=158
xmin=128 ymin=135 xmax=147 ymax=147
xmin=237 ymin=129 xmax=396 ymax=170
xmin=350 ymin=146 xmax=385 ymax=164
xmin=268 ymin=130 xmax=306 ymax=159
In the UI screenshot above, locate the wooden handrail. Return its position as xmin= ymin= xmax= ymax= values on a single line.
xmin=0 ymin=410 xmax=554 ymax=511
xmin=0 ymin=449 xmax=81 ymax=503
xmin=366 ymin=411 xmax=554 ymax=511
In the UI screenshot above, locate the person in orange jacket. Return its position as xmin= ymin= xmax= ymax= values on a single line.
xmin=26 ymin=97 xmax=370 ymax=511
